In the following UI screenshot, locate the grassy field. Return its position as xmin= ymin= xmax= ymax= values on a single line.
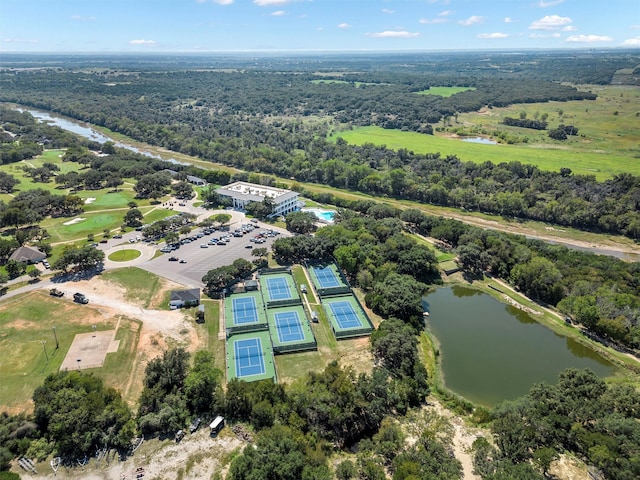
xmin=0 ymin=291 xmax=139 ymax=412
xmin=100 ymin=267 xmax=164 ymax=309
xmin=456 ymin=85 xmax=640 ymax=159
xmin=416 ymin=86 xmax=476 ymax=97
xmin=108 ymin=249 xmax=142 ymax=262
xmin=334 ymin=125 xmax=639 ymax=180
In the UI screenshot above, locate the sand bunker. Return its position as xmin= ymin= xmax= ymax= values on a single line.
xmin=84 ymin=198 xmax=96 ymax=204
xmin=63 ymin=217 xmax=86 ymax=225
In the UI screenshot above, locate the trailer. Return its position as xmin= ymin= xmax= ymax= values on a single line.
xmin=209 ymin=416 xmax=224 ymax=436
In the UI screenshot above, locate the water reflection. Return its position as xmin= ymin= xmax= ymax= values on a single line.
xmin=17 ymin=107 xmax=188 ymax=166
xmin=424 ymin=286 xmax=615 ymax=407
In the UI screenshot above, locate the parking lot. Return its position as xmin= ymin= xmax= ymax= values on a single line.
xmin=138 ymin=222 xmax=289 ymax=287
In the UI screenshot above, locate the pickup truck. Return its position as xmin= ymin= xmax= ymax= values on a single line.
xmin=73 ymin=292 xmax=89 ymax=304
xmin=49 ymin=288 xmax=64 ymax=297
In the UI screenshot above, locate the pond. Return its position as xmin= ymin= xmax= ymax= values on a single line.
xmin=461 ymin=136 xmax=497 ymax=145
xmin=424 ymin=286 xmax=616 ymax=407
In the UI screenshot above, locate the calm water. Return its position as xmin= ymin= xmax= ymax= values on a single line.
xmin=17 ymin=107 xmax=188 ymax=165
xmin=461 ymin=136 xmax=497 ymax=144
xmin=424 ymin=286 xmax=615 ymax=407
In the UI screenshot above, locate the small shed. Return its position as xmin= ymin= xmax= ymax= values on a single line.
xmin=9 ymin=246 xmax=46 ymax=264
xmin=196 ymin=304 xmax=205 ymax=323
xmin=245 ymin=280 xmax=259 ymax=291
xmin=169 ymin=288 xmax=200 ymax=309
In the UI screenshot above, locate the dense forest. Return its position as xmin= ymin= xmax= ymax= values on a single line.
xmin=2 ymin=52 xmax=640 ymax=238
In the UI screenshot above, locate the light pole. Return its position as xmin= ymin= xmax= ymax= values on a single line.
xmin=52 ymin=326 xmax=59 ymax=349
xmin=42 ymin=341 xmax=49 ymax=365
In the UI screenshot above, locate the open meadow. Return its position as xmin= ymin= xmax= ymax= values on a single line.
xmin=416 ymin=86 xmax=476 ymax=97
xmin=0 ymin=290 xmax=140 ymax=413
xmin=335 ymin=85 xmax=640 ymax=180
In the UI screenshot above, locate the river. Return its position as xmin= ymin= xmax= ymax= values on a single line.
xmin=424 ymin=286 xmax=616 ymax=407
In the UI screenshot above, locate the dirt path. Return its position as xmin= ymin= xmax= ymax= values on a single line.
xmin=430 ymin=401 xmax=482 ymax=480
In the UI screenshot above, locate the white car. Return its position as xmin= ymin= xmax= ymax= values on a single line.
xmin=200 ymin=244 xmax=208 ymax=248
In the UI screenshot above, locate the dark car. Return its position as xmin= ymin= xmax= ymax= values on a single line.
xmin=168 ymin=256 xmax=179 ymax=261
xmin=189 ymin=417 xmax=202 ymax=433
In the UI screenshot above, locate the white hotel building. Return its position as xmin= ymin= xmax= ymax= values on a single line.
xmin=216 ymin=181 xmax=303 ymax=217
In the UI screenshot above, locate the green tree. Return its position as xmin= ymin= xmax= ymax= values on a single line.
xmin=124 ymin=208 xmax=144 ymax=228
xmin=510 ymin=256 xmax=563 ymax=305
xmin=285 ymin=211 xmax=317 ymax=234
xmin=33 ymin=371 xmax=134 ymax=458
xmin=173 ymin=181 xmax=194 ymax=200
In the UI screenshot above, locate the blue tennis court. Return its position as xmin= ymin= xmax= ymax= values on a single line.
xmin=232 ymin=297 xmax=259 ymax=325
xmin=234 ymin=338 xmax=266 ymax=378
xmin=315 ymin=266 xmax=340 ymax=288
xmin=266 ymin=277 xmax=292 ymax=301
xmin=274 ymin=311 xmax=304 ymax=343
xmin=328 ymin=301 xmax=363 ymax=328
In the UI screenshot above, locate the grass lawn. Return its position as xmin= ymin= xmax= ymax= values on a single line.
xmin=100 ymin=267 xmax=163 ymax=309
xmin=456 ymin=85 xmax=640 ymax=161
xmin=334 ymin=125 xmax=638 ymax=180
xmin=0 ymin=291 xmax=139 ymax=413
xmin=108 ymin=249 xmax=142 ymax=262
xmin=416 ymin=86 xmax=476 ymax=97
xmin=193 ymin=299 xmax=225 ymax=368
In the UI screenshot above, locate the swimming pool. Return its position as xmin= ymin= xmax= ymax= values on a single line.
xmin=301 ymin=208 xmax=335 ymax=223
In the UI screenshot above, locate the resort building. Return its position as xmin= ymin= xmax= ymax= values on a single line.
xmin=216 ymin=181 xmax=302 ymax=217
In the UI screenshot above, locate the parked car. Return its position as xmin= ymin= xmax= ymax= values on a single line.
xmin=179 ymin=259 xmax=187 ymax=264
xmin=73 ymin=292 xmax=89 ymax=304
xmin=189 ymin=417 xmax=202 ymax=433
xmin=175 ymin=430 xmax=185 ymax=442
xmin=168 ymin=256 xmax=179 ymax=261
xmin=113 ymin=234 xmax=123 ymax=239
xmin=49 ymin=288 xmax=64 ymax=297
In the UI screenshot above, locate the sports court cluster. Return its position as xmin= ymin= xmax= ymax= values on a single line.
xmin=224 ymin=263 xmax=373 ymax=383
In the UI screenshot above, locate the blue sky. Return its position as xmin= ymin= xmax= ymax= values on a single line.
xmin=1 ymin=0 xmax=639 ymax=53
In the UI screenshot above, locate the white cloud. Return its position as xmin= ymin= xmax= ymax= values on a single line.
xmin=529 ymin=15 xmax=572 ymax=30
xmin=338 ymin=23 xmax=351 ymax=29
xmin=622 ymin=36 xmax=640 ymax=45
xmin=71 ymin=15 xmax=95 ymax=21
xmin=504 ymin=17 xmax=513 ymax=23
xmin=271 ymin=10 xmax=285 ymax=16
xmin=439 ymin=10 xmax=453 ymax=17
xmin=537 ymin=0 xmax=563 ymax=6
xmin=633 ymin=25 xmax=640 ymax=30
xmin=566 ymin=34 xmax=613 ymax=43
xmin=477 ymin=32 xmax=509 ymax=39
xmin=129 ymin=39 xmax=157 ymax=46
xmin=253 ymin=0 xmax=290 ymax=5
xmin=530 ymin=32 xmax=561 ymax=38
xmin=366 ymin=30 xmax=420 ymax=38
xmin=382 ymin=9 xmax=394 ymax=14
xmin=459 ymin=16 xmax=485 ymax=27
xmin=419 ymin=18 xmax=447 ymax=24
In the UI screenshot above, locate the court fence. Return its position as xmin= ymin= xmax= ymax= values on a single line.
xmin=272 ymin=338 xmax=317 ymax=354
xmin=258 ymin=266 xmax=292 ymax=276
xmin=266 ymin=297 xmax=302 ymax=309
